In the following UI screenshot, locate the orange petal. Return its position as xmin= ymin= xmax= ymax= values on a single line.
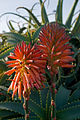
xmin=8 ymin=63 xmax=20 ymax=68
xmin=12 ymin=87 xmax=18 ymax=100
xmin=18 ymin=81 xmax=22 ymax=100
xmin=61 ymin=64 xmax=75 ymax=68
xmin=4 ymin=69 xmax=15 ymax=76
xmin=8 ymin=81 xmax=15 ymax=91
xmin=23 ymin=75 xmax=27 ymax=92
xmin=14 ymin=72 xmax=21 ymax=89
xmin=24 ymin=72 xmax=30 ymax=89
xmin=31 ymin=68 xmax=40 ymax=80
xmin=60 ymin=56 xmax=75 ymax=62
xmin=6 ymin=60 xmax=19 ymax=64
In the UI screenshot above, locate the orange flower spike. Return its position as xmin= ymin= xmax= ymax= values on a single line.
xmin=38 ymin=23 xmax=75 ymax=75
xmin=5 ymin=41 xmax=46 ymax=99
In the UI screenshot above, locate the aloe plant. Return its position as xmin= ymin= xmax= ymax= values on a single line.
xmin=0 ymin=0 xmax=80 ymax=120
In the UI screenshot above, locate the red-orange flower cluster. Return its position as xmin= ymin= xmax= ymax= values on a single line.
xmin=37 ymin=23 xmax=75 ymax=75
xmin=5 ymin=41 xmax=46 ymax=99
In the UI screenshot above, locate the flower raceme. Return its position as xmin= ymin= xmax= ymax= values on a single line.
xmin=5 ymin=41 xmax=46 ymax=99
xmin=37 ymin=23 xmax=75 ymax=75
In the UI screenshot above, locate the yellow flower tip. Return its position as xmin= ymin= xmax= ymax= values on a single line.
xmin=19 ymin=96 xmax=21 ymax=100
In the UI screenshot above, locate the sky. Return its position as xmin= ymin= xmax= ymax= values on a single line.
xmin=0 ymin=0 xmax=80 ymax=33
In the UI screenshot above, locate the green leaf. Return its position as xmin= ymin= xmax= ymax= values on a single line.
xmin=2 ymin=32 xmax=29 ymax=44
xmin=56 ymin=85 xmax=71 ymax=110
xmin=17 ymin=7 xmax=41 ymax=27
xmin=27 ymin=32 xmax=32 ymax=45
xmin=57 ymin=105 xmax=80 ymax=120
xmin=69 ymin=88 xmax=80 ymax=102
xmin=65 ymin=0 xmax=79 ymax=28
xmin=71 ymin=81 xmax=80 ymax=90
xmin=18 ymin=27 xmax=26 ymax=34
xmin=29 ymin=85 xmax=50 ymax=119
xmin=0 ymin=110 xmax=17 ymax=118
xmin=30 ymin=90 xmax=41 ymax=105
xmin=0 ymin=46 xmax=14 ymax=59
xmin=0 ymin=61 xmax=7 ymax=71
xmin=39 ymin=0 xmax=49 ymax=24
xmin=64 ymin=100 xmax=80 ymax=109
xmin=8 ymin=117 xmax=24 ymax=120
xmin=0 ymin=12 xmax=35 ymax=27
xmin=56 ymin=0 xmax=63 ymax=23
xmin=8 ymin=21 xmax=15 ymax=31
xmin=0 ymin=102 xmax=24 ymax=115
xmin=29 ymin=99 xmax=45 ymax=118
xmin=72 ymin=14 xmax=80 ymax=34
xmin=32 ymin=25 xmax=43 ymax=40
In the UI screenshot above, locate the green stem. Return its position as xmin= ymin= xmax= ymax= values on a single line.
xmin=50 ymin=75 xmax=56 ymax=120
xmin=24 ymin=97 xmax=29 ymax=120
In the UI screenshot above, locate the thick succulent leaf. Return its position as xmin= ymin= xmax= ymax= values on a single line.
xmin=0 ymin=110 xmax=18 ymax=119
xmin=5 ymin=117 xmax=24 ymax=120
xmin=0 ymin=61 xmax=8 ymax=71
xmin=19 ymin=27 xmax=26 ymax=34
xmin=7 ymin=20 xmax=15 ymax=31
xmin=27 ymin=32 xmax=32 ymax=45
xmin=57 ymin=105 xmax=80 ymax=120
xmin=69 ymin=88 xmax=80 ymax=102
xmin=17 ymin=7 xmax=41 ymax=27
xmin=30 ymin=90 xmax=41 ymax=105
xmin=0 ymin=46 xmax=14 ymax=59
xmin=0 ymin=12 xmax=35 ymax=27
xmin=56 ymin=0 xmax=63 ymax=23
xmin=32 ymin=25 xmax=43 ymax=40
xmin=72 ymin=14 xmax=80 ymax=34
xmin=65 ymin=0 xmax=79 ymax=28
xmin=29 ymin=83 xmax=50 ymax=119
xmin=29 ymin=99 xmax=45 ymax=118
xmin=39 ymin=0 xmax=49 ymax=24
xmin=0 ymin=102 xmax=24 ymax=115
xmin=64 ymin=100 xmax=80 ymax=109
xmin=39 ymin=87 xmax=50 ymax=108
xmin=56 ymin=85 xmax=71 ymax=110
xmin=2 ymin=32 xmax=28 ymax=44
xmin=29 ymin=89 xmax=47 ymax=119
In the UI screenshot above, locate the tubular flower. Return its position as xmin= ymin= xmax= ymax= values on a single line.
xmin=5 ymin=41 xmax=46 ymax=99
xmin=38 ymin=23 xmax=75 ymax=75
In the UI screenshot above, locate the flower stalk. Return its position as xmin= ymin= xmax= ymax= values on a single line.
xmin=23 ymin=97 xmax=29 ymax=120
xmin=50 ymin=75 xmax=56 ymax=120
